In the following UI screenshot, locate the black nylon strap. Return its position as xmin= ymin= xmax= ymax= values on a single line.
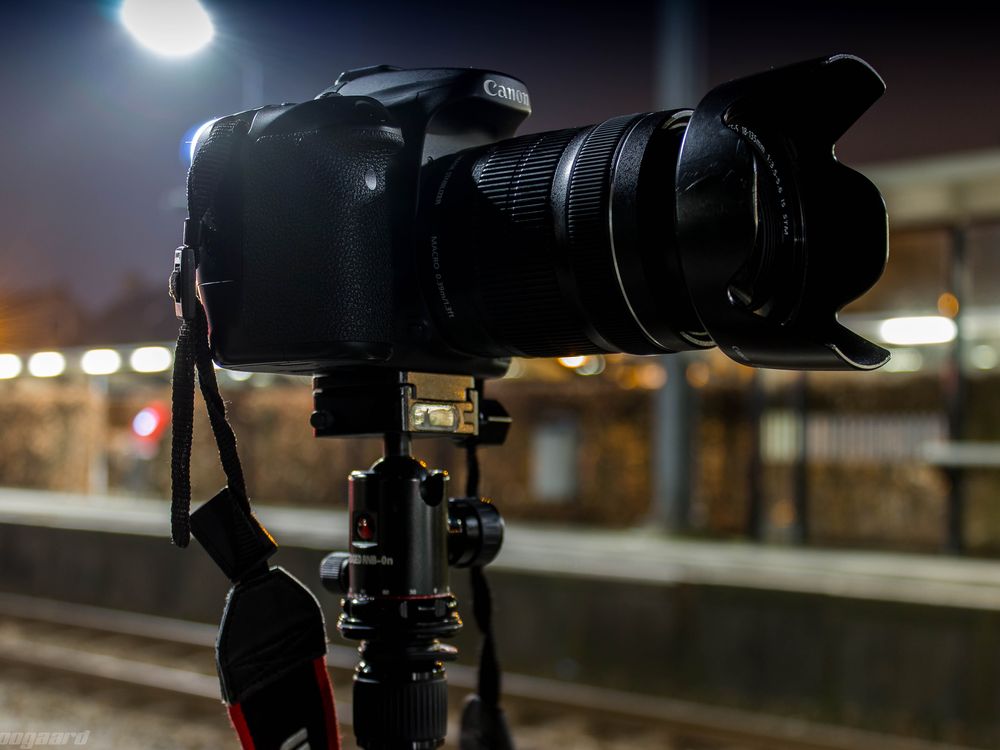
xmin=170 ymin=316 xmax=196 ymax=546
xmin=470 ymin=566 xmax=501 ymax=707
xmin=464 ymin=443 xmax=499 ymax=705
xmin=192 ymin=306 xmax=250 ymax=507
xmin=171 ymin=301 xmax=251 ymax=546
xmin=465 ymin=441 xmax=481 ymax=499
xmin=170 ymin=117 xmax=251 ymax=547
xmin=460 ymin=442 xmax=512 ymax=749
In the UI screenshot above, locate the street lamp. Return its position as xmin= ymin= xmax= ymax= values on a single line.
xmin=120 ymin=0 xmax=262 ymax=111
xmin=120 ymin=0 xmax=214 ymax=58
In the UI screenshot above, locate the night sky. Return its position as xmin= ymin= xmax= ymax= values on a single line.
xmin=1 ymin=0 xmax=999 ymax=310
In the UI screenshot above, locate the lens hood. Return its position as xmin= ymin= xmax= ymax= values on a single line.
xmin=675 ymin=54 xmax=890 ymax=370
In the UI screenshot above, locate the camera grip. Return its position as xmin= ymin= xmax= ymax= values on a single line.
xmin=208 ymin=123 xmax=404 ymax=368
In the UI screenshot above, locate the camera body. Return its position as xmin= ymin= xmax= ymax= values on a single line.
xmin=190 ymin=57 xmax=890 ymax=377
xmin=196 ymin=67 xmax=532 ymax=377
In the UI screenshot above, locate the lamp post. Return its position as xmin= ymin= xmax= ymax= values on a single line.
xmin=648 ymin=0 xmax=705 ymax=532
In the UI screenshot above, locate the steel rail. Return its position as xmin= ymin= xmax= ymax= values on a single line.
xmin=0 ymin=593 xmax=977 ymax=750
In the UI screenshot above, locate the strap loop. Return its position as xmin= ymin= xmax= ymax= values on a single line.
xmin=170 ymin=116 xmax=251 ymax=547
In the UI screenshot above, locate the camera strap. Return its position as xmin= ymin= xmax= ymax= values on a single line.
xmin=170 ymin=116 xmax=342 ymax=750
xmin=460 ymin=444 xmax=514 ymax=750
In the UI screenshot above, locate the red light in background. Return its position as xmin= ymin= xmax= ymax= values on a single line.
xmin=132 ymin=402 xmax=169 ymax=442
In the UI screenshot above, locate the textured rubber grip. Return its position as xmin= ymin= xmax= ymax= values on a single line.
xmin=564 ymin=114 xmax=656 ymax=352
xmin=353 ymin=674 xmax=448 ymax=745
xmin=471 ymin=127 xmax=600 ymax=355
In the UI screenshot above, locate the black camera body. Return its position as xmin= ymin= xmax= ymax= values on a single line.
xmin=196 ymin=67 xmax=534 ymax=377
xmin=191 ymin=57 xmax=890 ymax=377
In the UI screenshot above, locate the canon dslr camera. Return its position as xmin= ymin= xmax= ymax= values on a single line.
xmin=176 ymin=55 xmax=889 ymax=377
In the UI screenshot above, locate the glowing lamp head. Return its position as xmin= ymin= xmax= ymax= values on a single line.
xmin=120 ymin=0 xmax=214 ymax=58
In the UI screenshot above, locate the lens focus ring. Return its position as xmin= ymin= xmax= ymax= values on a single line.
xmin=421 ymin=110 xmax=708 ymax=359
xmin=561 ymin=114 xmax=659 ymax=353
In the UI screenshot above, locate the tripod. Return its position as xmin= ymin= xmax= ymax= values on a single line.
xmin=315 ymin=371 xmax=509 ymax=749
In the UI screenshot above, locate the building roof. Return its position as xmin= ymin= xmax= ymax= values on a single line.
xmin=863 ymin=149 xmax=1000 ymax=228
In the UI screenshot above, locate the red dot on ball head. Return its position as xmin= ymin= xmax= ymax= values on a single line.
xmin=356 ymin=515 xmax=374 ymax=541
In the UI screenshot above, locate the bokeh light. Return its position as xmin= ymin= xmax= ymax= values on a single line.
xmin=879 ymin=316 xmax=957 ymax=346
xmin=0 ymin=354 xmax=22 ymax=380
xmin=81 ymin=348 xmax=122 ymax=376
xmin=129 ymin=346 xmax=172 ymax=373
xmin=27 ymin=352 xmax=66 ymax=378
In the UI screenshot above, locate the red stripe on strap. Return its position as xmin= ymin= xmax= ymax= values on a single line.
xmin=228 ymin=703 xmax=256 ymax=749
xmin=313 ymin=656 xmax=342 ymax=750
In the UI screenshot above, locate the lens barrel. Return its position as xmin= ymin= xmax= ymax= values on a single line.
xmin=420 ymin=110 xmax=713 ymax=360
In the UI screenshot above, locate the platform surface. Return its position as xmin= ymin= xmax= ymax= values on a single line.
xmin=3 ymin=486 xmax=1000 ymax=611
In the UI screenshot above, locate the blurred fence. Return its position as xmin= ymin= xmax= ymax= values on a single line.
xmin=2 ymin=210 xmax=1000 ymax=555
xmin=0 ymin=354 xmax=991 ymax=554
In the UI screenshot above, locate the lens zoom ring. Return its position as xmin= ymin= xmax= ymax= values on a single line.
xmin=474 ymin=129 xmax=603 ymax=355
xmin=565 ymin=115 xmax=656 ymax=352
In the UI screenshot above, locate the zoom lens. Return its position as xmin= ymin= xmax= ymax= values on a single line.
xmin=420 ymin=110 xmax=714 ymax=359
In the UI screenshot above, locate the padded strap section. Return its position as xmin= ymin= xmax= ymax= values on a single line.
xmin=219 ymin=569 xmax=341 ymax=750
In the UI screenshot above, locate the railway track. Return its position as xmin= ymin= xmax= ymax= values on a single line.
xmin=0 ymin=593 xmax=975 ymax=750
